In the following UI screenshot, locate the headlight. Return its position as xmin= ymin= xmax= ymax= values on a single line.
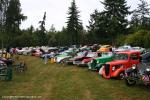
xmin=97 ymin=61 xmax=99 ymax=64
xmin=146 ymin=68 xmax=150 ymax=72
xmin=91 ymin=60 xmax=93 ymax=63
xmin=82 ymin=61 xmax=85 ymax=64
xmin=132 ymin=64 xmax=136 ymax=69
xmin=112 ymin=66 xmax=115 ymax=71
xmin=112 ymin=64 xmax=124 ymax=71
xmin=101 ymin=65 xmax=105 ymax=68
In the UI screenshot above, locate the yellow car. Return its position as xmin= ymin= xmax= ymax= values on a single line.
xmin=97 ymin=45 xmax=112 ymax=52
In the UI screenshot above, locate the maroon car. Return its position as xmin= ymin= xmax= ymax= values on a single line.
xmin=73 ymin=52 xmax=98 ymax=66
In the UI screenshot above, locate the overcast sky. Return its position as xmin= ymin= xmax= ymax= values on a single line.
xmin=20 ymin=0 xmax=150 ymax=31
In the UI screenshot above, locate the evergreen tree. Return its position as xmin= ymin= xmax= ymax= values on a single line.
xmin=66 ymin=0 xmax=83 ymax=45
xmin=0 ymin=0 xmax=26 ymax=47
xmin=101 ymin=0 xmax=130 ymax=45
xmin=87 ymin=10 xmax=102 ymax=43
xmin=0 ymin=0 xmax=9 ymax=35
xmin=0 ymin=0 xmax=9 ymax=48
xmin=5 ymin=0 xmax=26 ymax=35
xmin=130 ymin=0 xmax=150 ymax=30
xmin=37 ymin=12 xmax=48 ymax=46
xmin=4 ymin=0 xmax=26 ymax=46
xmin=87 ymin=10 xmax=110 ymax=44
xmin=87 ymin=0 xmax=130 ymax=45
xmin=47 ymin=24 xmax=57 ymax=46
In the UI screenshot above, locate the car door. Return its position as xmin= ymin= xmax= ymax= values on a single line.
xmin=129 ymin=53 xmax=140 ymax=68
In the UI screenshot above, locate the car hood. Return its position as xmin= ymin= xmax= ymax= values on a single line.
xmin=56 ymin=56 xmax=71 ymax=62
xmin=106 ymin=60 xmax=128 ymax=65
xmin=82 ymin=57 xmax=94 ymax=63
xmin=56 ymin=54 xmax=68 ymax=57
xmin=70 ymin=56 xmax=84 ymax=61
xmin=96 ymin=56 xmax=112 ymax=60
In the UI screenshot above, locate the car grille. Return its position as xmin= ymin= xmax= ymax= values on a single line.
xmin=92 ymin=59 xmax=97 ymax=67
xmin=104 ymin=64 xmax=110 ymax=76
xmin=73 ymin=61 xmax=81 ymax=64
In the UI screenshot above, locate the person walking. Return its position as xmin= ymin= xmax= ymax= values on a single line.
xmin=44 ymin=54 xmax=48 ymax=64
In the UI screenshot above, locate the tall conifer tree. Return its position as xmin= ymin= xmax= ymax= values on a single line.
xmin=130 ymin=0 xmax=150 ymax=30
xmin=37 ymin=12 xmax=47 ymax=46
xmin=66 ymin=0 xmax=83 ymax=45
xmin=102 ymin=0 xmax=130 ymax=45
xmin=87 ymin=0 xmax=130 ymax=45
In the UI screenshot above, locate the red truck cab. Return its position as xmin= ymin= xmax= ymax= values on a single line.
xmin=101 ymin=50 xmax=140 ymax=79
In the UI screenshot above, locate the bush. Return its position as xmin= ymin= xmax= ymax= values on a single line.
xmin=115 ymin=34 xmax=127 ymax=46
xmin=125 ymin=30 xmax=150 ymax=48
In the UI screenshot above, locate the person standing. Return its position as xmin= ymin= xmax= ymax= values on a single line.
xmin=44 ymin=54 xmax=48 ymax=64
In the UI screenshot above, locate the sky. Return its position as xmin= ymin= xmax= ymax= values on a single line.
xmin=20 ymin=0 xmax=150 ymax=31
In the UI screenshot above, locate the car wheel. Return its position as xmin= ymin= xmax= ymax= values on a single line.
xmin=117 ymin=72 xmax=125 ymax=80
xmin=60 ymin=60 xmax=64 ymax=64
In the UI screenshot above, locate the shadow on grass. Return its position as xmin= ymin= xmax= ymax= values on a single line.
xmin=131 ymin=84 xmax=150 ymax=91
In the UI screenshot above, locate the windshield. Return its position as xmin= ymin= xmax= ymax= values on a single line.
xmin=115 ymin=53 xmax=128 ymax=60
xmin=62 ymin=52 xmax=68 ymax=56
xmin=77 ymin=52 xmax=84 ymax=56
xmin=118 ymin=46 xmax=130 ymax=50
xmin=86 ymin=53 xmax=96 ymax=57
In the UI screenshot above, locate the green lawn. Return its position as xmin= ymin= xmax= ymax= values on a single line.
xmin=0 ymin=56 xmax=150 ymax=100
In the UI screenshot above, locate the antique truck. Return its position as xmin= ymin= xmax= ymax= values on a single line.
xmin=100 ymin=51 xmax=140 ymax=79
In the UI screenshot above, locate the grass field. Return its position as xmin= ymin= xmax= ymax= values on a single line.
xmin=0 ymin=55 xmax=150 ymax=100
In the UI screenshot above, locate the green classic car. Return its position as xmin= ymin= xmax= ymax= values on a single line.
xmin=88 ymin=52 xmax=114 ymax=71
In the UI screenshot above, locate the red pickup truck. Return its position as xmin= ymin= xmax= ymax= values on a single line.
xmin=100 ymin=51 xmax=140 ymax=79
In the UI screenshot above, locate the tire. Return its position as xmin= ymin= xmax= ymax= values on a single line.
xmin=117 ymin=72 xmax=125 ymax=80
xmin=125 ymin=78 xmax=136 ymax=86
xmin=60 ymin=60 xmax=64 ymax=64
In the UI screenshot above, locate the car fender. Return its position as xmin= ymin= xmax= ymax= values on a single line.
xmin=111 ymin=67 xmax=124 ymax=77
xmin=99 ymin=66 xmax=104 ymax=75
xmin=101 ymin=67 xmax=111 ymax=79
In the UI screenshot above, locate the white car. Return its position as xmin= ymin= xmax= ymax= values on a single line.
xmin=115 ymin=45 xmax=132 ymax=52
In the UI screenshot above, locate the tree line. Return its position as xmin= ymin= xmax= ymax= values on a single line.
xmin=0 ymin=0 xmax=150 ymax=48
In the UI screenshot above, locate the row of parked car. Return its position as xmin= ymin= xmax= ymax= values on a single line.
xmin=2 ymin=44 xmax=150 ymax=86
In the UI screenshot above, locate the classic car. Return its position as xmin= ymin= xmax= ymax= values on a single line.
xmin=16 ymin=47 xmax=32 ymax=55
xmin=132 ymin=47 xmax=145 ymax=54
xmin=88 ymin=52 xmax=114 ymax=71
xmin=97 ymin=45 xmax=112 ymax=52
xmin=115 ymin=45 xmax=132 ymax=52
xmin=54 ymin=50 xmax=76 ymax=63
xmin=73 ymin=52 xmax=98 ymax=66
xmin=65 ymin=51 xmax=88 ymax=65
xmin=32 ymin=49 xmax=44 ymax=57
xmin=100 ymin=50 xmax=140 ymax=79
